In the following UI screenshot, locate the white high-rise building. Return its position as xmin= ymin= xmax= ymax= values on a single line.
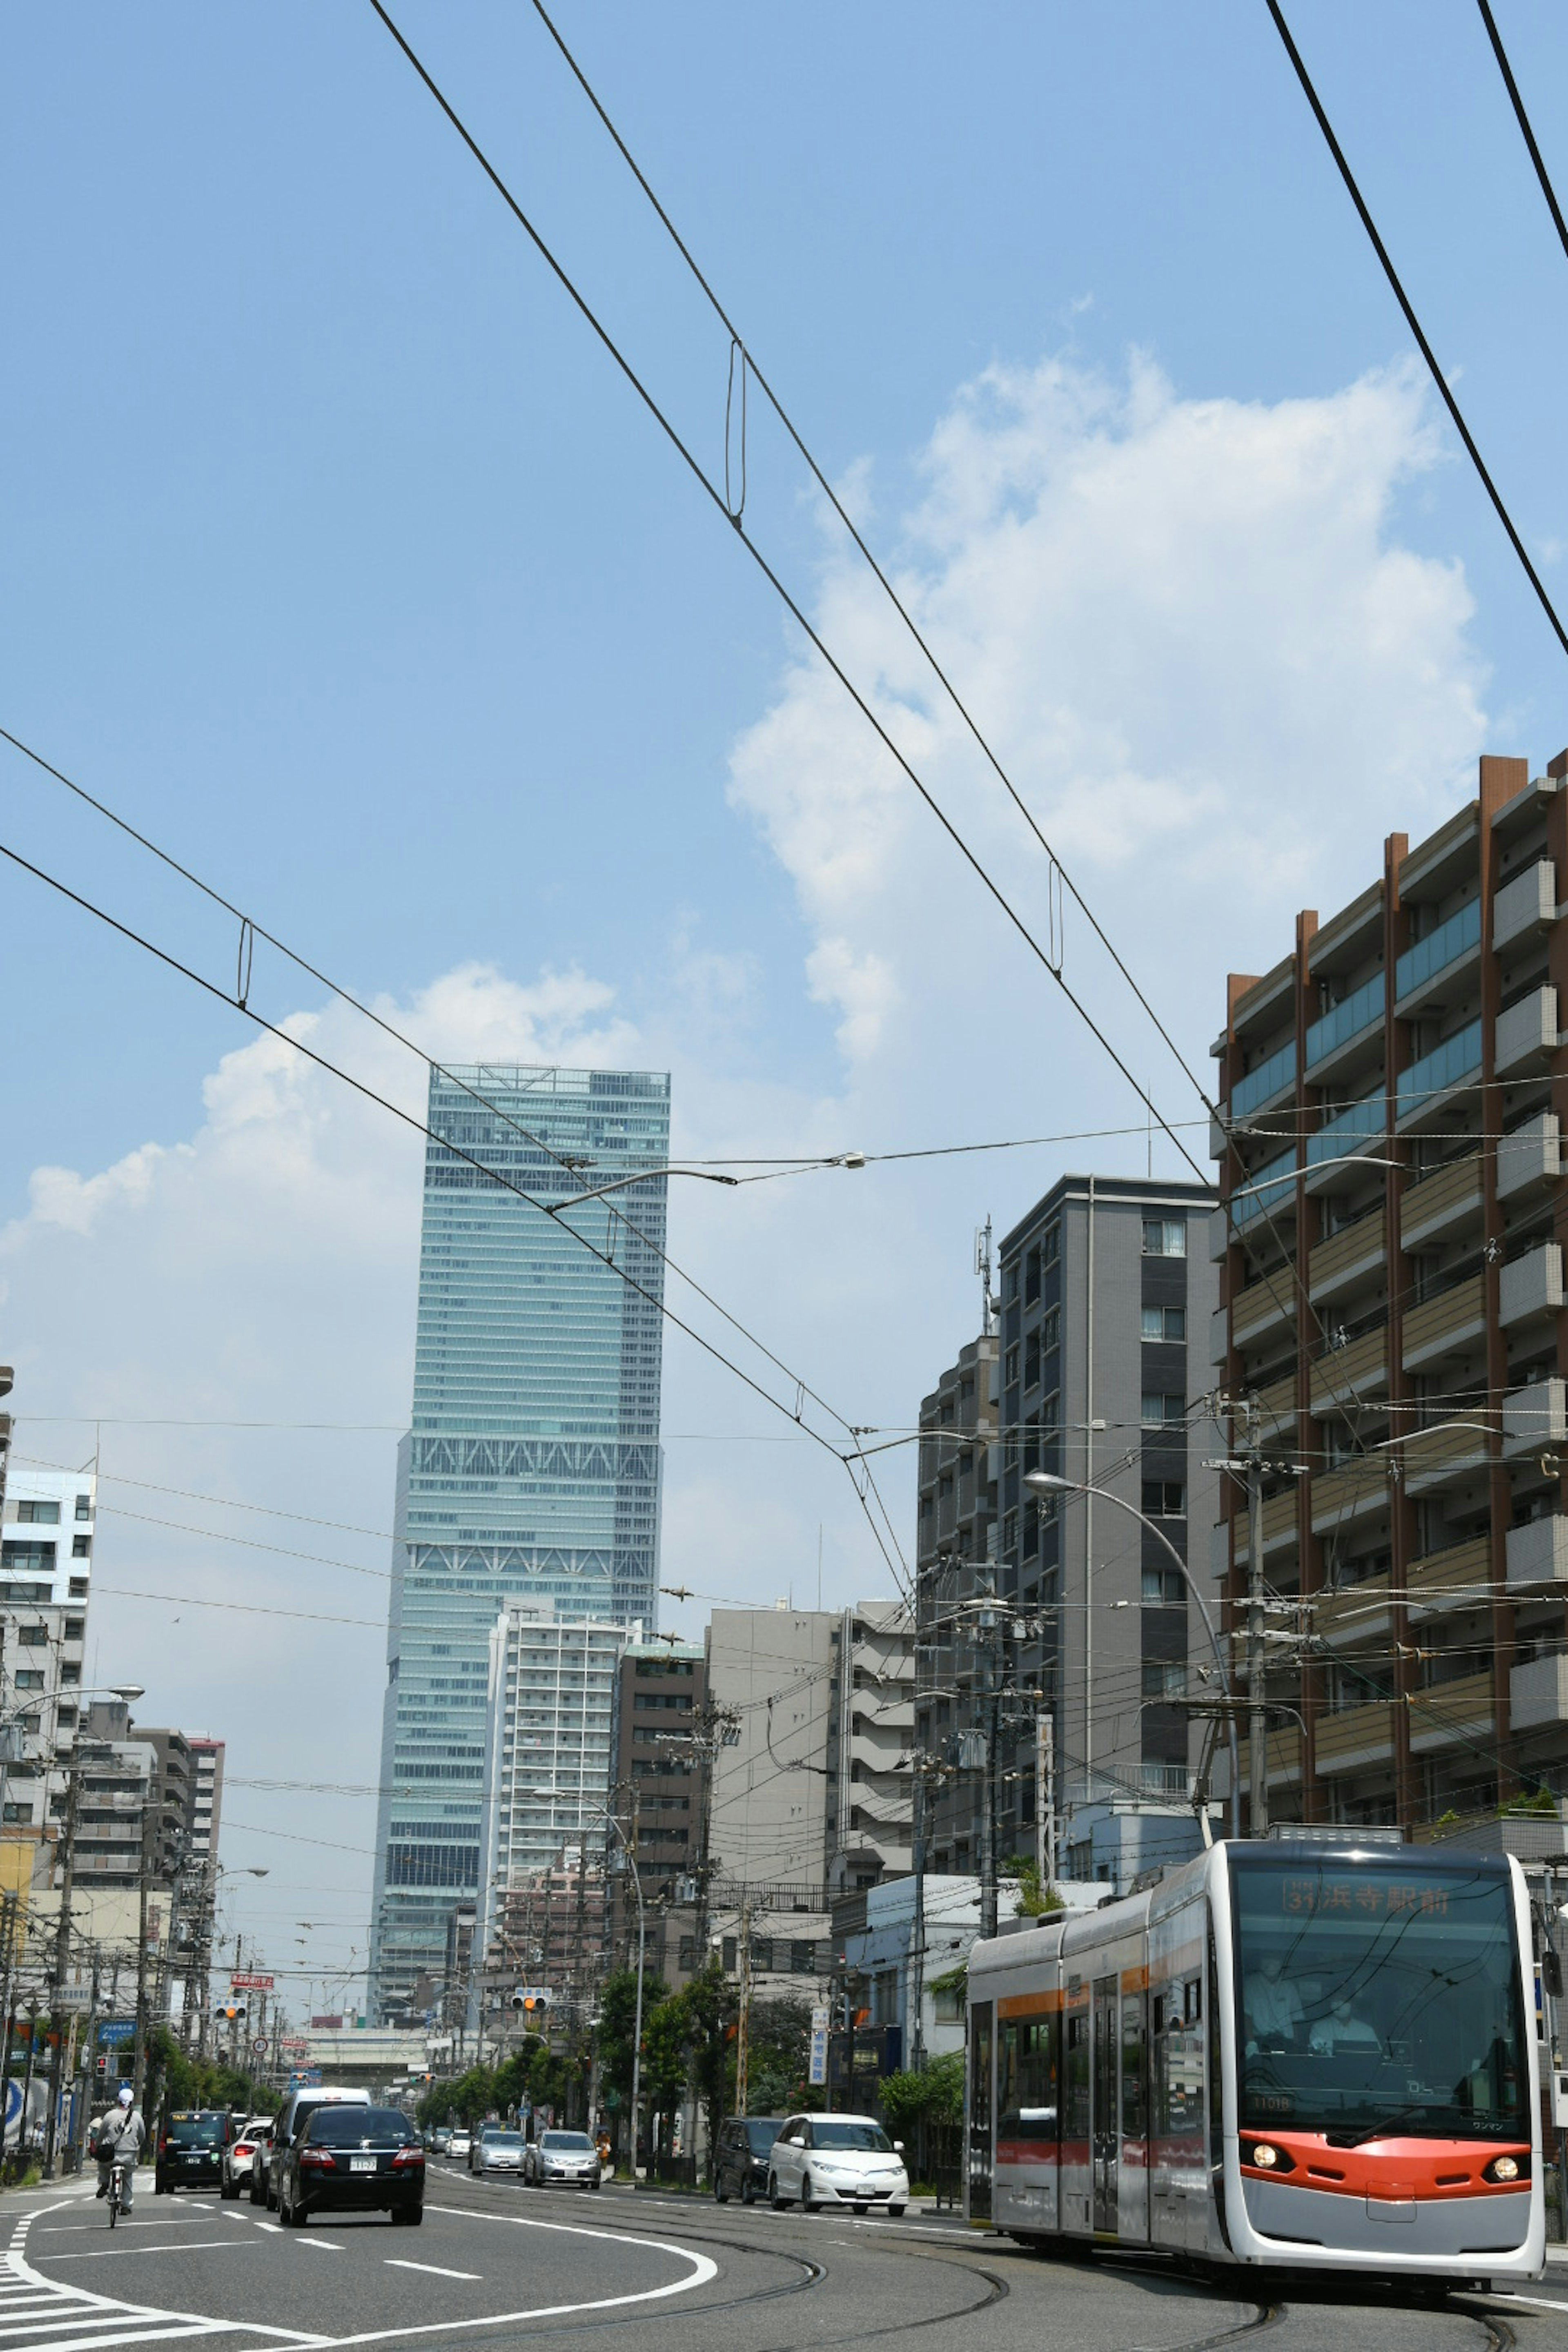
xmin=0 ymin=1464 xmax=96 ymax=1869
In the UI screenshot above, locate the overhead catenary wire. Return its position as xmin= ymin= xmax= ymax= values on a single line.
xmin=1266 ymin=0 xmax=1568 ymax=663
xmin=364 ymin=1 xmax=1212 ymax=1200
xmin=1475 ymin=0 xmax=1568 ymax=270
xmin=0 ymin=827 xmax=912 ymax=1603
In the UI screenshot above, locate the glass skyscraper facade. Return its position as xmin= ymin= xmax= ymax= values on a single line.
xmin=368 ymin=1062 xmax=670 ymax=2021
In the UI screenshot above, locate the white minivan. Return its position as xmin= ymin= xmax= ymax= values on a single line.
xmin=766 ymin=2114 xmax=908 ymax=2215
xmin=254 ymin=2087 xmax=372 ymax=2210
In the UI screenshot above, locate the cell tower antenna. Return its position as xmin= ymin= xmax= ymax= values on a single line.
xmin=974 ymin=1216 xmax=996 ymax=1336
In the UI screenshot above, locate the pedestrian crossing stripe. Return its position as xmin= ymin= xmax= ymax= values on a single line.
xmin=0 ymin=2204 xmax=322 ymax=2352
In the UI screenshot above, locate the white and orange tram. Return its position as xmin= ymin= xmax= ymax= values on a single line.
xmin=965 ymin=1838 xmax=1543 ymax=2279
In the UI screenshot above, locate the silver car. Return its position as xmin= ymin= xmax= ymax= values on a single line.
xmin=526 ymin=2129 xmax=601 ymax=2189
xmin=472 ymin=2128 xmax=525 ymax=2176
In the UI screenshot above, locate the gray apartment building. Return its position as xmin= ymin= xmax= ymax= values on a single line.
xmin=606 ymin=1636 xmax=706 ymax=1989
xmin=918 ymin=1175 xmax=1218 ymax=1876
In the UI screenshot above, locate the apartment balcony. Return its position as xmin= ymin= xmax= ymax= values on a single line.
xmin=1408 ymin=1670 xmax=1496 ymax=1755
xmin=1402 ymin=1274 xmax=1487 ymax=1374
xmin=1395 ymin=1021 xmax=1483 ymax=1133
xmin=1232 ymin=1144 xmax=1299 ymax=1232
xmin=1493 ymin=857 xmax=1557 ymax=951
xmin=1498 ymin=1110 xmax=1563 ymax=1203
xmin=1315 ymin=1701 xmax=1395 ymax=1775
xmin=1496 ymin=985 xmax=1559 ymax=1077
xmin=1394 ymin=896 xmax=1481 ymax=1018
xmin=1314 ymin=1577 xmax=1392 ymax=1649
xmin=1309 ymin=1327 xmax=1388 ymax=1417
xmin=1233 ymin=1485 xmax=1300 ymax=1569
xmin=1304 ymin=973 xmax=1385 ymax=1085
xmin=1254 ymin=1372 xmax=1298 ymax=1444
xmin=1511 ymin=1651 xmax=1568 ymax=1733
xmin=1408 ymin=1534 xmax=1491 ymax=1621
xmin=1503 ymin=1379 xmax=1568 ymax=1459
xmin=1404 ymin=1415 xmax=1491 ymax=1496
xmin=1236 ymin=1725 xmax=1302 ymax=1792
xmin=1232 ymin=1276 xmax=1296 ymax=1354
xmin=1308 ymin=1459 xmax=1388 ymax=1539
xmin=1309 ymin=1208 xmax=1387 ymax=1307
xmin=1304 ymin=1096 xmax=1388 ymax=1194
xmin=1230 ymin=1040 xmax=1298 ymax=1123
xmin=1507 ymin=1515 xmax=1568 ymax=1594
xmin=1208 ymin=1204 xmax=1230 ymax=1262
xmin=1500 ymin=1243 xmax=1565 ymax=1329
xmin=1400 ymin=1153 xmax=1483 ymax=1251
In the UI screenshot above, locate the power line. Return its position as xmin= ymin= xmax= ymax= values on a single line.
xmin=522 ymin=0 xmax=1215 ymax=1125
xmin=94 ymin=1583 xmax=381 ymax=1630
xmin=1266 ymin=0 xmax=1568 ymax=662
xmin=1475 ymin=0 xmax=1568 ymax=269
xmin=0 ymin=827 xmax=911 ymax=1602
xmin=365 ymin=1 xmax=1212 ymax=1198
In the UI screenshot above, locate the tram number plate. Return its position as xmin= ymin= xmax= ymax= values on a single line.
xmin=350 ymin=2157 xmax=376 ymax=2172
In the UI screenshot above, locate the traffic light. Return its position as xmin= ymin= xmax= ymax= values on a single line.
xmin=510 ymin=1987 xmax=550 ymax=2018
xmin=218 ymin=2000 xmax=248 ymax=2025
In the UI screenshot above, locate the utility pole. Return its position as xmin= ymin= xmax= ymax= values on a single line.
xmin=1243 ymin=1396 xmax=1268 ymax=1841
xmin=1035 ymin=1713 xmax=1056 ymax=1889
xmin=42 ymin=1737 xmax=83 ymax=2179
xmin=909 ymin=1763 xmax=926 ymax=2074
xmin=734 ymin=1895 xmax=751 ymax=2119
xmin=978 ymin=1570 xmax=1000 ymax=1943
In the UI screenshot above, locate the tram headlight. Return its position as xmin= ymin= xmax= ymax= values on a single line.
xmin=1248 ymin=2143 xmax=1290 ymax=2171
xmin=1483 ymin=2154 xmax=1525 ymax=2185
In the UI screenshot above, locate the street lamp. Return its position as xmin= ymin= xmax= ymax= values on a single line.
xmin=1023 ymin=1470 xmax=1241 ymax=1840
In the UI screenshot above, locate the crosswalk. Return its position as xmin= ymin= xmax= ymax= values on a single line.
xmin=0 ymin=2202 xmax=305 ymax=2352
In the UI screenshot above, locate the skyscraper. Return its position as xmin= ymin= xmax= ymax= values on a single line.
xmin=369 ymin=1062 xmax=670 ymax=2021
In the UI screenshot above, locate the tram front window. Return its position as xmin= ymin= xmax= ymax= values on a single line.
xmin=1230 ymin=1855 xmax=1526 ymax=2142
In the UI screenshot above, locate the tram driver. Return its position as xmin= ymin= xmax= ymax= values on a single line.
xmin=1244 ymin=1949 xmax=1305 ymax=2052
xmin=1308 ymin=1990 xmax=1381 ymax=2057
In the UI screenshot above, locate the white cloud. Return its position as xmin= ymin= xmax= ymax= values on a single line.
xmin=0 ymin=343 xmax=1494 ymax=1974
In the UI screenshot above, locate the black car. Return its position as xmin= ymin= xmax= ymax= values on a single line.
xmin=155 ymin=2110 xmax=229 ymax=2196
xmin=277 ymin=2103 xmax=425 ymax=2228
xmin=713 ymin=2116 xmax=784 ymax=2205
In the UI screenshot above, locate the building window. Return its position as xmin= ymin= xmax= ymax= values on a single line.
xmin=1140 ymin=1393 xmax=1186 ymax=1427
xmin=791 ymin=1940 xmax=818 ymax=1974
xmin=71 ymin=1535 xmax=90 ymax=1559
xmin=1 ymin=1805 xmax=30 ymax=1826
xmin=1042 ymin=1222 xmax=1060 ymax=1266
xmin=63 ymin=1619 xmax=84 ymax=1642
xmin=68 ymin=1579 xmax=88 ymax=1599
xmin=677 ymin=1938 xmax=695 ymax=1971
xmin=17 ymin=1502 xmax=59 ymax=1526
xmin=1142 ymin=1566 xmax=1186 ymax=1607
xmin=1141 ymin=1480 xmax=1187 ymax=1518
xmin=1143 ymin=1217 xmax=1186 ymax=1257
xmin=74 ymin=1495 xmax=91 ymax=1522
xmin=12 ymin=1673 xmax=43 ymax=1692
xmin=18 ymin=1626 xmax=47 ymax=1647
xmin=1 ymin=1544 xmax=53 ymax=1574
xmin=1142 ymin=1659 xmax=1186 ymax=1699
xmin=752 ymin=1938 xmax=774 ymax=1970
xmin=1004 ymin=1344 xmax=1020 ymax=1386
xmin=1140 ymin=1306 xmax=1186 ymax=1343
xmin=721 ymin=1936 xmax=737 ymax=1971
xmin=1024 ymin=1249 xmax=1041 ymax=1307
xmin=1042 ymin=1305 xmax=1060 ymax=1354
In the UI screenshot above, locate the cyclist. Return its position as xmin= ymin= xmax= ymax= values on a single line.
xmin=98 ymin=2087 xmax=146 ymax=2216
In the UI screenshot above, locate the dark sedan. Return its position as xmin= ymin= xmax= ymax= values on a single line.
xmin=278 ymin=2105 xmax=425 ymax=2228
xmin=713 ymin=2117 xmax=783 ymax=2205
xmin=155 ymin=2111 xmax=229 ymax=2196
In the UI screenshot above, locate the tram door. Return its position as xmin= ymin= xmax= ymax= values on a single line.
xmin=967 ymin=1999 xmax=993 ymax=2221
xmin=1091 ymin=1975 xmax=1119 ymax=2232
xmin=1120 ymin=1990 xmax=1149 ymax=2241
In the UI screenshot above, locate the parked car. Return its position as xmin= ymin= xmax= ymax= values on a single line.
xmin=220 ymin=2129 xmax=265 ymax=2201
xmin=713 ymin=2116 xmax=784 ymax=2205
xmin=276 ymin=2103 xmax=425 ymax=2229
xmin=155 ymin=2110 xmax=229 ymax=2196
xmin=258 ymin=2086 xmax=372 ymax=2210
xmin=448 ymin=2130 xmax=472 ymax=2161
xmin=472 ymin=2128 xmax=525 ymax=2176
xmin=766 ymin=2114 xmax=907 ymax=2215
xmin=524 ymin=2130 xmax=601 ymax=2189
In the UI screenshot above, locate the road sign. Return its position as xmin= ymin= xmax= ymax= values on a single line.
xmin=231 ymin=1973 xmax=274 ymax=1992
xmin=251 ymin=2037 xmax=269 ymax=2057
xmin=96 ymin=2020 xmax=136 ymax=2047
xmin=808 ymin=2005 xmax=829 ymax=2087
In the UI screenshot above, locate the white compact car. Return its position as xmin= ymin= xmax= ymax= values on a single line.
xmin=448 ymin=2132 xmax=472 ymax=2160
xmin=767 ymin=2114 xmax=907 ymax=2215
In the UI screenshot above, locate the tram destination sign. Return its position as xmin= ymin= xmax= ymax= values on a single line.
xmin=1281 ymin=1878 xmax=1449 ymax=1918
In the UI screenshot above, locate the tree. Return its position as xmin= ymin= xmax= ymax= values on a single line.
xmin=744 ymin=1995 xmax=814 ymax=2116
xmin=639 ymin=1993 xmax=689 ymax=2141
xmin=1002 ymin=1856 xmax=1065 ymax=1918
xmin=594 ymin=1966 xmax=668 ymax=2111
xmin=677 ymin=1960 xmax=738 ymax=2161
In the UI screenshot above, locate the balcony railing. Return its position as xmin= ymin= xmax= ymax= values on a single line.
xmin=1400 ymin=1152 xmax=1482 ymax=1249
xmin=1232 ymin=1040 xmax=1298 ymax=1121
xmin=1309 ymin=1207 xmax=1386 ymax=1303
xmin=1309 ymin=1327 xmax=1388 ymax=1417
xmin=1408 ymin=1670 xmax=1494 ymax=1753
xmin=1402 ymin=1416 xmax=1491 ymax=1493
xmin=1408 ymin=1534 xmax=1491 ymax=1619
xmin=1305 ymin=973 xmax=1384 ymax=1073
xmin=1308 ymin=1457 xmax=1388 ymax=1536
xmin=1232 ymin=1277 xmax=1296 ymax=1352
xmin=1237 ymin=1726 xmax=1302 ymax=1789
xmin=1511 ymin=1652 xmax=1568 ymax=1732
xmin=1402 ymin=1272 xmax=1486 ymax=1372
xmin=1254 ymin=1372 xmax=1297 ymax=1441
xmin=1506 ymin=1516 xmax=1568 ymax=1593
xmin=1396 ymin=1020 xmax=1483 ymax=1124
xmin=1394 ymin=895 xmax=1481 ymax=1005
xmin=1315 ymin=1701 xmax=1394 ymax=1773
xmin=1231 ymin=1143 xmax=1298 ymax=1230
xmin=1313 ymin=1578 xmax=1392 ymax=1647
xmin=1306 ymin=1092 xmax=1387 ymax=1172
xmin=1233 ymin=1486 xmax=1300 ymax=1566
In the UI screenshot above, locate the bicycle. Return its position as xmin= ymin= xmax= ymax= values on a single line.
xmin=107 ymin=2166 xmax=124 ymax=2229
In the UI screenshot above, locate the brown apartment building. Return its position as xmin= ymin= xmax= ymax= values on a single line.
xmin=1213 ymin=748 xmax=1568 ymax=1831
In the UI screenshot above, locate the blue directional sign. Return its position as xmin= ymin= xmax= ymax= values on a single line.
xmin=96 ymin=2020 xmax=136 ymax=2047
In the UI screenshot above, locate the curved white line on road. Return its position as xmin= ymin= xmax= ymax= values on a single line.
xmin=318 ymin=2202 xmax=719 ymax=2348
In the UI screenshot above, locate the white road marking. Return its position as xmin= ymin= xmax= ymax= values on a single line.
xmin=290 ymin=2246 xmax=341 ymax=2257
xmin=45 ymin=2248 xmax=254 ymax=2267
xmin=382 ymin=2265 xmax=478 ymax=2283
xmin=0 ymin=2201 xmax=328 ymax=2352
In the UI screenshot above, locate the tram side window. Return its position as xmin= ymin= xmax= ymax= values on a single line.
xmin=999 ymin=2015 xmax=1059 ymax=2138
xmin=1065 ymin=2011 xmax=1090 ymax=2139
xmin=1153 ymin=1976 xmax=1204 ymax=2137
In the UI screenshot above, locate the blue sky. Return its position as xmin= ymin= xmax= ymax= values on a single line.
xmin=4 ymin=0 xmax=1568 ymax=1980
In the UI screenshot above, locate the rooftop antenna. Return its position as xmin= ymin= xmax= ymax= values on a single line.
xmin=974 ymin=1216 xmax=997 ymax=1337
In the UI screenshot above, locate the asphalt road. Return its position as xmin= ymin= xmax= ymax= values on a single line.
xmin=6 ymin=2160 xmax=1568 ymax=2352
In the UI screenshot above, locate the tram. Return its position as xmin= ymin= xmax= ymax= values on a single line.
xmin=965 ymin=1838 xmax=1543 ymax=2278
